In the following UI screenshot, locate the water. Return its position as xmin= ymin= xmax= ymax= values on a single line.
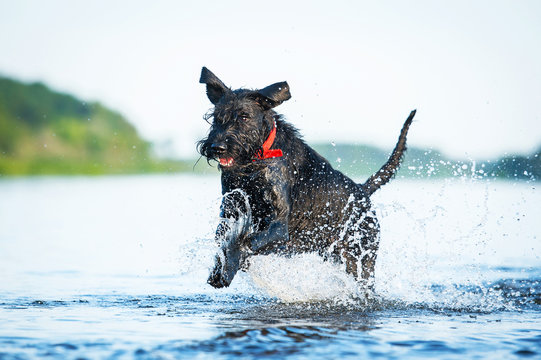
xmin=0 ymin=175 xmax=539 ymax=359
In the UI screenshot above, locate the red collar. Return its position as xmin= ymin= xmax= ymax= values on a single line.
xmin=253 ymin=120 xmax=283 ymax=161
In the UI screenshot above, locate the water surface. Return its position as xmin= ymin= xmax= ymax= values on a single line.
xmin=0 ymin=175 xmax=539 ymax=359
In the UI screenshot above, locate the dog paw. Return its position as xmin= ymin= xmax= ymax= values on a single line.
xmin=207 ymin=257 xmax=227 ymax=288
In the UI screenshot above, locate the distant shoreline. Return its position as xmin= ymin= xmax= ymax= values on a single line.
xmin=1 ymin=75 xmax=538 ymax=180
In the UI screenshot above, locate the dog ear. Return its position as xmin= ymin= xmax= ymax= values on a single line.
xmin=256 ymin=81 xmax=291 ymax=109
xmin=200 ymin=67 xmax=230 ymax=104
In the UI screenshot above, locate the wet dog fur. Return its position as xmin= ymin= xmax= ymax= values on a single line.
xmin=197 ymin=67 xmax=415 ymax=288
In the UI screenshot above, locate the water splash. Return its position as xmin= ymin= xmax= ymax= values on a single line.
xmin=188 ymin=178 xmax=539 ymax=312
xmin=247 ymin=253 xmax=365 ymax=304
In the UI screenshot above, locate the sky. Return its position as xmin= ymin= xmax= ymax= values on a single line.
xmin=0 ymin=0 xmax=540 ymax=159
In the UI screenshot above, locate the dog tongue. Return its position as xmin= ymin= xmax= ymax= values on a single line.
xmin=219 ymin=157 xmax=234 ymax=166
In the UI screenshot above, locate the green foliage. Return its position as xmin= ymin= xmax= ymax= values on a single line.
xmin=0 ymin=75 xmax=187 ymax=176
xmin=486 ymin=148 xmax=541 ymax=181
xmin=0 ymin=78 xmax=90 ymax=129
xmin=313 ymin=142 xmax=540 ymax=181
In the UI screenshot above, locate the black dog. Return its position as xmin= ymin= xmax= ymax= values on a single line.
xmin=198 ymin=67 xmax=415 ymax=289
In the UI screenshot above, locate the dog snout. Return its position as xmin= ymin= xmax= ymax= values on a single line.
xmin=211 ymin=142 xmax=227 ymax=155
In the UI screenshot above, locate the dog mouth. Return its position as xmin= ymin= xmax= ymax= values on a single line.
xmin=219 ymin=157 xmax=235 ymax=167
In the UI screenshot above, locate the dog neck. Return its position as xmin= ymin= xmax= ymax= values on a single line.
xmin=253 ymin=119 xmax=283 ymax=161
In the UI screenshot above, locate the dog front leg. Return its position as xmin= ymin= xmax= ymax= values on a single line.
xmin=248 ymin=181 xmax=290 ymax=253
xmin=249 ymin=220 xmax=289 ymax=253
xmin=207 ymin=218 xmax=252 ymax=288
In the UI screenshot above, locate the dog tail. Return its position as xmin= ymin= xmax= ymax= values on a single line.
xmin=361 ymin=110 xmax=416 ymax=196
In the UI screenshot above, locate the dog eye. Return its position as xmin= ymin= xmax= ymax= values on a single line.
xmin=238 ymin=114 xmax=249 ymax=121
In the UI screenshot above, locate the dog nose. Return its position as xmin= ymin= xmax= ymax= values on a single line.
xmin=211 ymin=143 xmax=227 ymax=154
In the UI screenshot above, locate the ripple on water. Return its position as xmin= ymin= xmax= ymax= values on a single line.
xmin=0 ymin=289 xmax=540 ymax=359
xmin=0 ymin=177 xmax=540 ymax=359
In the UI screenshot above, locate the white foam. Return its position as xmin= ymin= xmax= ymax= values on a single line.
xmin=247 ymin=253 xmax=366 ymax=303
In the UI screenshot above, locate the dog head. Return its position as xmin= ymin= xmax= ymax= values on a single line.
xmin=197 ymin=67 xmax=291 ymax=169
